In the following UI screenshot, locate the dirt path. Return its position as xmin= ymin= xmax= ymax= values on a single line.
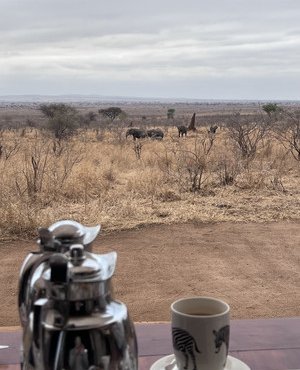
xmin=0 ymin=221 xmax=299 ymax=326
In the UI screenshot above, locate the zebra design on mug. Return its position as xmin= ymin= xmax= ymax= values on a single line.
xmin=172 ymin=327 xmax=201 ymax=370
xmin=213 ymin=325 xmax=230 ymax=356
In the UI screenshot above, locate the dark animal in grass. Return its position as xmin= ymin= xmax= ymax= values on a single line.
xmin=147 ymin=129 xmax=164 ymax=140
xmin=208 ymin=125 xmax=218 ymax=134
xmin=177 ymin=125 xmax=188 ymax=137
xmin=126 ymin=128 xmax=147 ymax=140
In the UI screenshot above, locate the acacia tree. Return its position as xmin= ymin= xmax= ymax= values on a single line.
xmin=262 ymin=103 xmax=283 ymax=117
xmin=39 ymin=103 xmax=80 ymax=156
xmin=167 ymin=108 xmax=175 ymax=119
xmin=40 ymin=103 xmax=79 ymax=139
xmin=98 ymin=107 xmax=125 ymax=121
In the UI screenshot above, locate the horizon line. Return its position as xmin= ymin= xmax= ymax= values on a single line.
xmin=0 ymin=94 xmax=299 ymax=103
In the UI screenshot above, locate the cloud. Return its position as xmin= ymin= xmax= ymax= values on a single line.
xmin=0 ymin=0 xmax=299 ymax=98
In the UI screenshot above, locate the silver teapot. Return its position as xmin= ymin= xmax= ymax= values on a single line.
xmin=18 ymin=220 xmax=138 ymax=370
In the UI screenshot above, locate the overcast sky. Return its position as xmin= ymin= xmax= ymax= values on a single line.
xmin=0 ymin=0 xmax=299 ymax=100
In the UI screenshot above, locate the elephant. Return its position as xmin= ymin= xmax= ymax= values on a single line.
xmin=126 ymin=128 xmax=147 ymax=140
xmin=147 ymin=129 xmax=164 ymax=140
xmin=177 ymin=125 xmax=188 ymax=137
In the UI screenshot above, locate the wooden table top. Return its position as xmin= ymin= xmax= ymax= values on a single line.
xmin=0 ymin=317 xmax=299 ymax=370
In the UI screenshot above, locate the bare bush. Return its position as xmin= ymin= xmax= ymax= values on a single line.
xmin=226 ymin=112 xmax=269 ymax=160
xmin=270 ymin=171 xmax=286 ymax=192
xmin=49 ymin=142 xmax=84 ymax=190
xmin=102 ymin=166 xmax=116 ymax=184
xmin=95 ymin=128 xmax=105 ymax=141
xmin=160 ymin=134 xmax=216 ymax=192
xmin=215 ymin=156 xmax=240 ymax=186
xmin=274 ymin=109 xmax=300 ymax=161
xmin=0 ymin=138 xmax=20 ymax=160
xmin=133 ymin=142 xmax=143 ymax=160
xmin=110 ymin=127 xmax=127 ymax=145
xmin=51 ymin=138 xmax=67 ymax=157
xmin=21 ymin=139 xmax=51 ymax=196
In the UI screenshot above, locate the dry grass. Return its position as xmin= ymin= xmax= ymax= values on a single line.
xmin=0 ymin=120 xmax=299 ymax=240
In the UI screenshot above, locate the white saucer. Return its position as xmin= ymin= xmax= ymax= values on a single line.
xmin=150 ymin=354 xmax=250 ymax=370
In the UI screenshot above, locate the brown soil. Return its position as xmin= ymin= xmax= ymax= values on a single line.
xmin=0 ymin=221 xmax=299 ymax=326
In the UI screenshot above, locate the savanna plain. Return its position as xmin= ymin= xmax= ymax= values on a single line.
xmin=0 ymin=100 xmax=299 ymax=325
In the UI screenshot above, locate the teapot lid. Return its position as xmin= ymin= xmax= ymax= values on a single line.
xmin=68 ymin=245 xmax=101 ymax=280
xmin=67 ymin=246 xmax=117 ymax=281
xmin=48 ymin=220 xmax=101 ymax=246
xmin=43 ymin=246 xmax=117 ymax=283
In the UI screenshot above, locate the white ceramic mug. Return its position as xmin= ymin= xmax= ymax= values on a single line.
xmin=171 ymin=297 xmax=230 ymax=370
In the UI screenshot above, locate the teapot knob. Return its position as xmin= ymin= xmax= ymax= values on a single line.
xmin=70 ymin=244 xmax=85 ymax=264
